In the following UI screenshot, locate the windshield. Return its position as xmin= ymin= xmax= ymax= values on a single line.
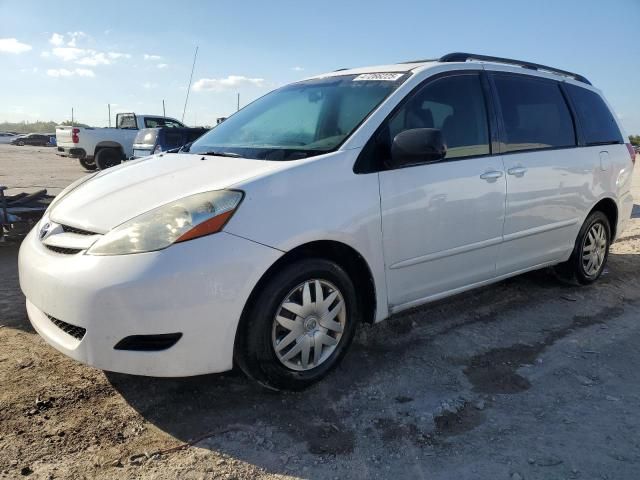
xmin=190 ymin=73 xmax=407 ymax=160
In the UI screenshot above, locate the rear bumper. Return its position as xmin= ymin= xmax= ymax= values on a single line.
xmin=57 ymin=146 xmax=87 ymax=159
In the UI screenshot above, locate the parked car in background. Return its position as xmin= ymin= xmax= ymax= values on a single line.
xmin=55 ymin=113 xmax=185 ymax=170
xmin=129 ymin=127 xmax=208 ymax=159
xmin=10 ymin=133 xmax=51 ymax=146
xmin=18 ymin=53 xmax=635 ymax=391
xmin=0 ymin=132 xmax=16 ymax=144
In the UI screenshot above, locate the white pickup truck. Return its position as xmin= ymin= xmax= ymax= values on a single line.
xmin=56 ymin=113 xmax=185 ymax=170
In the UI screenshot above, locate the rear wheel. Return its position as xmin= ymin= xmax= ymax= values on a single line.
xmin=555 ymin=211 xmax=611 ymax=285
xmin=95 ymin=148 xmax=122 ymax=170
xmin=79 ymin=158 xmax=97 ymax=171
xmin=235 ymin=258 xmax=360 ymax=391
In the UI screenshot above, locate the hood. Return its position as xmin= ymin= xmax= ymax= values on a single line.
xmin=50 ymin=153 xmax=290 ymax=233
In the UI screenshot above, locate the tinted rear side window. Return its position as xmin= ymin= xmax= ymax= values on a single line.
xmin=492 ymin=75 xmax=575 ymax=152
xmin=565 ymin=84 xmax=623 ymax=145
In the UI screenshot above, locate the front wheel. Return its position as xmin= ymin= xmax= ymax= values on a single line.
xmin=235 ymin=258 xmax=360 ymax=391
xmin=556 ymin=211 xmax=611 ymax=285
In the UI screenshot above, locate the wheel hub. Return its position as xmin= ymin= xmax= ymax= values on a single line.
xmin=581 ymin=221 xmax=607 ymax=277
xmin=271 ymin=279 xmax=346 ymax=371
xmin=304 ymin=316 xmax=318 ymax=333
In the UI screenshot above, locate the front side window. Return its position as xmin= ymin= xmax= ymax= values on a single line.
xmin=190 ymin=73 xmax=407 ymax=160
xmin=357 ymin=73 xmax=490 ymax=171
xmin=565 ymin=84 xmax=623 ymax=145
xmin=492 ymin=75 xmax=575 ymax=152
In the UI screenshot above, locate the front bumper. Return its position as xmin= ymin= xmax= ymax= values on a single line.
xmin=19 ymin=228 xmax=282 ymax=376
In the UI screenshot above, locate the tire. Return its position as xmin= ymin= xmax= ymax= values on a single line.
xmin=17 ymin=141 xmax=25 ymax=146
xmin=79 ymin=158 xmax=97 ymax=171
xmin=95 ymin=148 xmax=122 ymax=170
xmin=234 ymin=258 xmax=361 ymax=391
xmin=555 ymin=211 xmax=611 ymax=285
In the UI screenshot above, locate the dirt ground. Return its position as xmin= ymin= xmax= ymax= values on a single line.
xmin=1 ymin=144 xmax=639 ymax=479
xmin=0 ymin=144 xmax=84 ymax=197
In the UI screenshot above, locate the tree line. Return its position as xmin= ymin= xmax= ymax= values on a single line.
xmin=0 ymin=121 xmax=90 ymax=134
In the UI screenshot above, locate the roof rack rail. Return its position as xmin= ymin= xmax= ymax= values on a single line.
xmin=439 ymin=52 xmax=591 ymax=85
xmin=398 ymin=58 xmax=439 ymax=64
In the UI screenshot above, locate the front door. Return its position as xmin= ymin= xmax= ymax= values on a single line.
xmin=373 ymin=72 xmax=506 ymax=311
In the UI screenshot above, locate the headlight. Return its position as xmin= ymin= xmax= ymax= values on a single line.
xmin=87 ymin=190 xmax=243 ymax=256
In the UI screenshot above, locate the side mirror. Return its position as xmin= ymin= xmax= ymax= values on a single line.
xmin=390 ymin=128 xmax=446 ymax=168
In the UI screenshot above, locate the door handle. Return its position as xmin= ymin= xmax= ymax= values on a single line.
xmin=599 ymin=151 xmax=610 ymax=171
xmin=507 ymin=166 xmax=528 ymax=177
xmin=480 ymin=170 xmax=503 ymax=182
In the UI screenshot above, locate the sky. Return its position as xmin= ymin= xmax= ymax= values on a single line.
xmin=0 ymin=0 xmax=639 ymax=133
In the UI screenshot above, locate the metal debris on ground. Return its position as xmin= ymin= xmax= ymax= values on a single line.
xmin=0 ymin=186 xmax=52 ymax=242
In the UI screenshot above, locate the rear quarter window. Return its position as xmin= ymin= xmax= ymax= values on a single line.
xmin=565 ymin=84 xmax=623 ymax=145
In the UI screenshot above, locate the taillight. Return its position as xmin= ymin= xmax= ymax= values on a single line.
xmin=626 ymin=143 xmax=636 ymax=165
xmin=72 ymin=128 xmax=80 ymax=144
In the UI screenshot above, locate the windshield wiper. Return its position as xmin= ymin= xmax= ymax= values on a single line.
xmin=198 ymin=151 xmax=242 ymax=158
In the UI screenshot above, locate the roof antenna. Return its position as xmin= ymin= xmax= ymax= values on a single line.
xmin=181 ymin=46 xmax=199 ymax=124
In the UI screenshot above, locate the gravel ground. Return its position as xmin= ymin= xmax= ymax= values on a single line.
xmin=1 ymin=145 xmax=639 ymax=479
xmin=0 ymin=144 xmax=85 ymax=196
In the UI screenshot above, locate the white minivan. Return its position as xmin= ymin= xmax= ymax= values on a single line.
xmin=19 ymin=53 xmax=636 ymax=390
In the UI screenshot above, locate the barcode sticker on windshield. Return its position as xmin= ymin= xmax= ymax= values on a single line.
xmin=353 ymin=73 xmax=403 ymax=81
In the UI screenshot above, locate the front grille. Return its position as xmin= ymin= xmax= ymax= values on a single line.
xmin=61 ymin=224 xmax=95 ymax=236
xmin=47 ymin=315 xmax=86 ymax=341
xmin=45 ymin=245 xmax=82 ymax=255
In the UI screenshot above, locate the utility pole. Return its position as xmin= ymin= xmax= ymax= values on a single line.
xmin=181 ymin=46 xmax=199 ymax=123
xmin=162 ymin=99 xmax=166 ymax=118
xmin=71 ymin=107 xmax=74 ymax=126
xmin=108 ymin=104 xmax=111 ymax=127
xmin=237 ymin=93 xmax=240 ymax=111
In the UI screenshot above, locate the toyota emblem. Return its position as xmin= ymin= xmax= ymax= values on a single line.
xmin=39 ymin=222 xmax=50 ymax=240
